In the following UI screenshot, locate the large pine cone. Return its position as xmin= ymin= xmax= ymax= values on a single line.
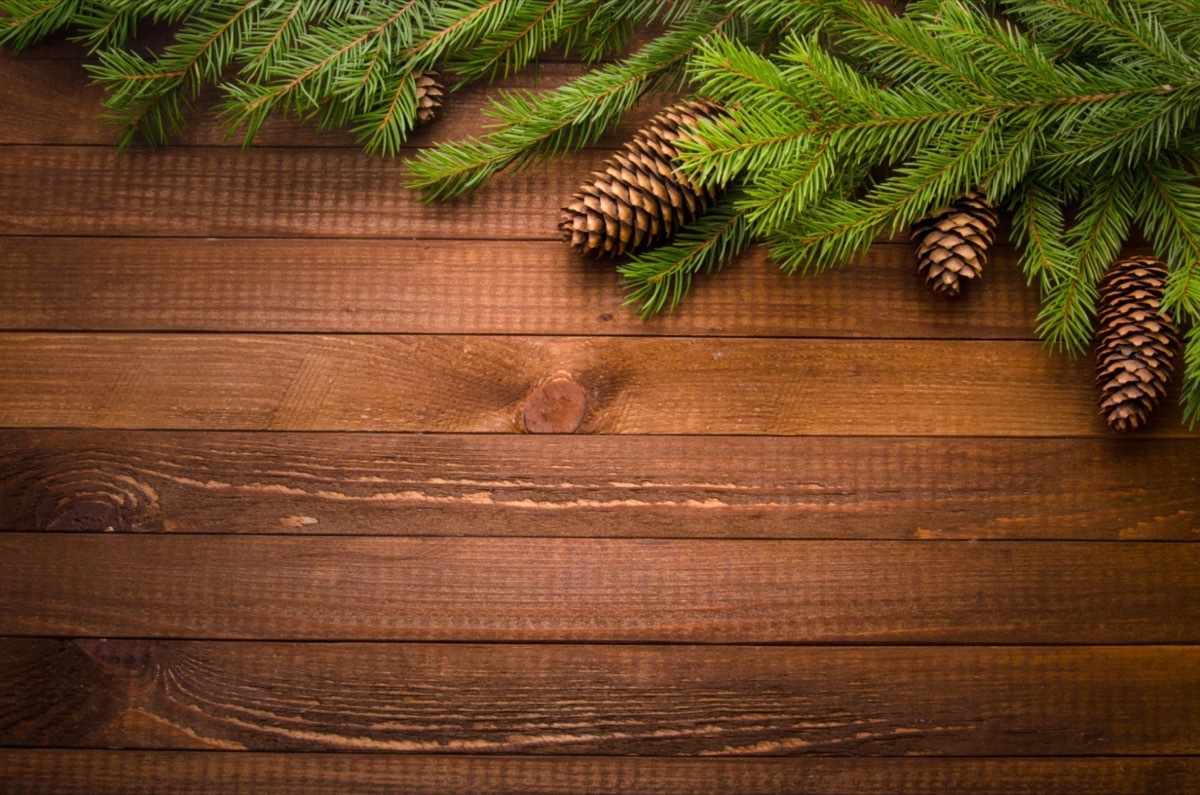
xmin=1094 ymin=257 xmax=1180 ymax=431
xmin=911 ymin=191 xmax=999 ymax=297
xmin=415 ymin=71 xmax=443 ymax=124
xmin=559 ymin=99 xmax=725 ymax=258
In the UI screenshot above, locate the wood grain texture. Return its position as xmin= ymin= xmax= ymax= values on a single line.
xmin=0 ymin=145 xmax=596 ymax=239
xmin=3 ymin=333 xmax=1197 ymax=435
xmin=2 ymin=430 xmax=1197 ymax=540
xmin=2 ymin=535 xmax=1197 ymax=642
xmin=0 ymin=237 xmax=1041 ymax=337
xmin=2 ymin=641 xmax=1198 ymax=755
xmin=0 ymin=57 xmax=669 ymax=149
xmin=4 ymin=752 xmax=1197 ymax=795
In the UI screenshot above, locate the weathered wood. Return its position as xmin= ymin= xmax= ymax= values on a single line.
xmin=5 ymin=752 xmax=1197 ymax=795
xmin=0 ymin=237 xmax=1040 ymax=337
xmin=0 ymin=57 xmax=669 ymax=148
xmin=2 ymin=430 xmax=1197 ymax=540
xmin=2 ymin=333 xmax=1196 ymax=435
xmin=0 ymin=145 xmax=598 ymax=239
xmin=1 ymin=641 xmax=1198 ymax=755
xmin=1 ymin=536 xmax=1197 ymax=641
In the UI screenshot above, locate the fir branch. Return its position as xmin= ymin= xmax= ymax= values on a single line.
xmin=1 ymin=0 xmax=86 ymax=50
xmin=1006 ymin=176 xmax=1071 ymax=291
xmin=1138 ymin=157 xmax=1200 ymax=319
xmin=87 ymin=0 xmax=262 ymax=147
xmin=619 ymin=188 xmax=753 ymax=318
xmin=220 ymin=1 xmax=430 ymax=147
xmin=1036 ymin=169 xmax=1136 ymax=352
xmin=1182 ymin=324 xmax=1200 ymax=427
xmin=405 ymin=6 xmax=736 ymax=201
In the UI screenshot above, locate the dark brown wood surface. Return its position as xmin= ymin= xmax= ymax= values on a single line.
xmin=4 ymin=333 xmax=1197 ymax=435
xmin=0 ymin=237 xmax=1040 ymax=337
xmin=4 ymin=430 xmax=1196 ymax=539
xmin=4 ymin=535 xmax=1198 ymax=641
xmin=5 ymin=751 xmax=1198 ymax=795
xmin=1 ymin=32 xmax=1197 ymax=795
xmin=2 ymin=641 xmax=1198 ymax=755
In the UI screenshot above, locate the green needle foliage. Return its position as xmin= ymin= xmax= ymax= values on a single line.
xmin=3 ymin=0 xmax=1199 ymax=424
xmin=666 ymin=0 xmax=1200 ymax=424
xmin=405 ymin=5 xmax=750 ymax=201
xmin=619 ymin=185 xmax=754 ymax=318
xmin=0 ymin=0 xmax=679 ymax=153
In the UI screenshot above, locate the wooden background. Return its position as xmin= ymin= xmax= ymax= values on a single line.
xmin=2 ymin=34 xmax=1199 ymax=795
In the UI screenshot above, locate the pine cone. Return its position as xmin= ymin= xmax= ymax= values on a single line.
xmin=415 ymin=71 xmax=443 ymax=124
xmin=911 ymin=191 xmax=999 ymax=297
xmin=1094 ymin=257 xmax=1180 ymax=431
xmin=559 ymin=99 xmax=725 ymax=258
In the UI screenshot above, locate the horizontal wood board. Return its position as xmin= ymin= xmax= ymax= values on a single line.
xmin=2 ymin=535 xmax=1197 ymax=642
xmin=4 ymin=751 xmax=1198 ymax=794
xmin=0 ymin=237 xmax=1040 ymax=338
xmin=2 ymin=430 xmax=1197 ymax=539
xmin=2 ymin=640 xmax=1198 ymax=756
xmin=1 ymin=333 xmax=1196 ymax=435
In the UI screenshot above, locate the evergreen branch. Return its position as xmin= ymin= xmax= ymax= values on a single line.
xmin=817 ymin=0 xmax=997 ymax=100
xmin=1182 ymin=324 xmax=1200 ymax=427
xmin=0 ymin=0 xmax=83 ymax=50
xmin=1036 ymin=169 xmax=1136 ymax=352
xmin=405 ymin=7 xmax=735 ymax=201
xmin=737 ymin=137 xmax=836 ymax=232
xmin=86 ymin=0 xmax=261 ymax=146
xmin=452 ymin=0 xmax=567 ymax=81
xmin=768 ymin=116 xmax=1005 ymax=273
xmin=219 ymin=1 xmax=428 ymax=147
xmin=1139 ymin=157 xmax=1200 ymax=319
xmin=619 ymin=188 xmax=753 ymax=318
xmin=1006 ymin=176 xmax=1071 ymax=291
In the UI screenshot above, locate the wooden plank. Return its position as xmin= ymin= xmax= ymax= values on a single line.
xmin=1 ymin=333 xmax=1195 ymax=436
xmin=1 ymin=641 xmax=1198 ymax=755
xmin=1 ymin=536 xmax=1197 ymax=641
xmin=0 ymin=237 xmax=1040 ymax=337
xmin=2 ymin=430 xmax=1197 ymax=540
xmin=4 ymin=752 xmax=1197 ymax=795
xmin=0 ymin=57 xmax=669 ymax=148
xmin=0 ymin=145 xmax=595 ymax=239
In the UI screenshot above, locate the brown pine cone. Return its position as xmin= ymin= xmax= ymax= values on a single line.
xmin=911 ymin=191 xmax=999 ymax=297
xmin=559 ymin=98 xmax=725 ymax=258
xmin=1094 ymin=257 xmax=1180 ymax=431
xmin=415 ymin=71 xmax=443 ymax=124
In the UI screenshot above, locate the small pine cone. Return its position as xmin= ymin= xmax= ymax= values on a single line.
xmin=415 ymin=71 xmax=443 ymax=124
xmin=1094 ymin=257 xmax=1180 ymax=431
xmin=911 ymin=191 xmax=999 ymax=297
xmin=559 ymin=98 xmax=725 ymax=258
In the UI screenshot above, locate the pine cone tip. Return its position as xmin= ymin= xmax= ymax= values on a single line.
xmin=415 ymin=71 xmax=443 ymax=124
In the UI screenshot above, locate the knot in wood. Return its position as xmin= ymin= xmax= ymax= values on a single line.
xmin=46 ymin=498 xmax=131 ymax=533
xmin=523 ymin=377 xmax=587 ymax=434
xmin=74 ymin=638 xmax=159 ymax=674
